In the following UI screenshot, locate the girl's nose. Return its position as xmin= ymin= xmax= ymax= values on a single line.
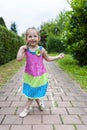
xmin=31 ymin=37 xmax=34 ymax=39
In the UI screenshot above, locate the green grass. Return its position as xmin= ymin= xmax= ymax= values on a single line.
xmin=0 ymin=59 xmax=25 ymax=88
xmin=56 ymin=54 xmax=87 ymax=91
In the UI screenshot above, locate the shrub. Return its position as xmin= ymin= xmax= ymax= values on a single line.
xmin=46 ymin=33 xmax=66 ymax=53
xmin=0 ymin=25 xmax=24 ymax=65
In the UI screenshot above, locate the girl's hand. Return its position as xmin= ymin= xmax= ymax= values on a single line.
xmin=58 ymin=53 xmax=64 ymax=59
xmin=17 ymin=45 xmax=27 ymax=61
xmin=20 ymin=45 xmax=28 ymax=51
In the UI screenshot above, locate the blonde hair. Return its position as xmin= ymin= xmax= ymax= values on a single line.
xmin=25 ymin=27 xmax=40 ymax=39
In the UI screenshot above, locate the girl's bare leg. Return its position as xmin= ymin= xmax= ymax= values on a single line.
xmin=19 ymin=99 xmax=33 ymax=117
xmin=35 ymin=99 xmax=44 ymax=111
xmin=25 ymin=99 xmax=33 ymax=109
xmin=35 ymin=99 xmax=40 ymax=106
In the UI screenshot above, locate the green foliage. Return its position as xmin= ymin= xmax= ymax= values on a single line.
xmin=55 ymin=11 xmax=68 ymax=33
xmin=46 ymin=33 xmax=65 ymax=53
xmin=40 ymin=0 xmax=87 ymax=66
xmin=62 ymin=0 xmax=87 ymax=66
xmin=0 ymin=25 xmax=24 ymax=65
xmin=40 ymin=11 xmax=68 ymax=53
xmin=0 ymin=17 xmax=6 ymax=27
xmin=40 ymin=21 xmax=60 ymax=47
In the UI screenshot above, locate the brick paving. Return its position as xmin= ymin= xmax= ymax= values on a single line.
xmin=0 ymin=61 xmax=87 ymax=130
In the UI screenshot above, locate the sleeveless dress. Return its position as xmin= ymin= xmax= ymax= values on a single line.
xmin=22 ymin=46 xmax=48 ymax=99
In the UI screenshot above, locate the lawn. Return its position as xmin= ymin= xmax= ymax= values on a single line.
xmin=0 ymin=59 xmax=25 ymax=88
xmin=56 ymin=54 xmax=87 ymax=92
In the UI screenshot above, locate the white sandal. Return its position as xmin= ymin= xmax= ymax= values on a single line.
xmin=39 ymin=101 xmax=45 ymax=111
xmin=19 ymin=108 xmax=30 ymax=118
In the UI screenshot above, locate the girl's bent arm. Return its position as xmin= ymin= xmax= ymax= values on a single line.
xmin=17 ymin=45 xmax=27 ymax=61
xmin=42 ymin=48 xmax=64 ymax=62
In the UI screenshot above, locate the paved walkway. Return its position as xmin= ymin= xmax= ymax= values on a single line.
xmin=0 ymin=61 xmax=87 ymax=130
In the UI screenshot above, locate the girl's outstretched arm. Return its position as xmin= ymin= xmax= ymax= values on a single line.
xmin=17 ymin=45 xmax=27 ymax=61
xmin=42 ymin=48 xmax=64 ymax=62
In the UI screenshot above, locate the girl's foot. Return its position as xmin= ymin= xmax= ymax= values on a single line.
xmin=19 ymin=108 xmax=30 ymax=118
xmin=39 ymin=101 xmax=45 ymax=111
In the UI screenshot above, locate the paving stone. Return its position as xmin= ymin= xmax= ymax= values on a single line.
xmin=79 ymin=115 xmax=87 ymax=124
xmin=51 ymin=108 xmax=68 ymax=115
xmin=0 ymin=107 xmax=16 ymax=114
xmin=7 ymin=96 xmax=21 ymax=101
xmin=44 ymin=100 xmax=52 ymax=107
xmin=67 ymin=108 xmax=86 ymax=115
xmin=11 ymin=125 xmax=32 ymax=130
xmin=0 ymin=96 xmax=8 ymax=101
xmin=83 ymin=108 xmax=87 ymax=114
xmin=23 ymin=115 xmax=41 ymax=124
xmin=20 ymin=96 xmax=28 ymax=101
xmin=75 ymin=96 xmax=87 ymax=101
xmin=61 ymin=115 xmax=82 ymax=124
xmin=3 ymin=92 xmax=16 ymax=96
xmin=33 ymin=125 xmax=53 ymax=130
xmin=43 ymin=115 xmax=61 ymax=124
xmin=0 ymin=115 xmax=5 ymax=124
xmin=0 ymin=102 xmax=11 ymax=107
xmin=54 ymin=125 xmax=75 ymax=130
xmin=11 ymin=101 xmax=26 ymax=107
xmin=50 ymin=95 xmax=62 ymax=101
xmin=57 ymin=101 xmax=72 ymax=107
xmin=76 ymin=125 xmax=87 ymax=130
xmin=61 ymin=96 xmax=76 ymax=101
xmin=2 ymin=115 xmax=22 ymax=125
xmin=0 ymin=125 xmax=10 ymax=130
xmin=71 ymin=101 xmax=87 ymax=107
xmin=33 ymin=108 xmax=50 ymax=115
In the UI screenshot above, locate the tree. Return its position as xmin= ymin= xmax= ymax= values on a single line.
xmin=62 ymin=0 xmax=87 ymax=66
xmin=40 ymin=21 xmax=60 ymax=43
xmin=10 ymin=22 xmax=17 ymax=34
xmin=0 ymin=17 xmax=6 ymax=27
xmin=40 ymin=12 xmax=67 ymax=51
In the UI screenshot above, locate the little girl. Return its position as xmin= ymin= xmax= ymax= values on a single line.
xmin=17 ymin=27 xmax=64 ymax=118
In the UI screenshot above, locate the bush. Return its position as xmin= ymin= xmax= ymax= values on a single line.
xmin=72 ymin=40 xmax=87 ymax=66
xmin=0 ymin=25 xmax=24 ymax=65
xmin=46 ymin=33 xmax=66 ymax=53
xmin=62 ymin=0 xmax=87 ymax=66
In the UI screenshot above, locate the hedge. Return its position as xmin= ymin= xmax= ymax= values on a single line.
xmin=0 ymin=25 xmax=24 ymax=65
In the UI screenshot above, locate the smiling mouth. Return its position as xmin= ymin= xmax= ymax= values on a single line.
xmin=30 ymin=41 xmax=35 ymax=43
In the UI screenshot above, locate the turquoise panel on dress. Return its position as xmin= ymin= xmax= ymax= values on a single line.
xmin=23 ymin=82 xmax=48 ymax=99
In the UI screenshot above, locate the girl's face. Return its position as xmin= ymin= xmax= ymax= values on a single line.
xmin=26 ymin=29 xmax=40 ymax=47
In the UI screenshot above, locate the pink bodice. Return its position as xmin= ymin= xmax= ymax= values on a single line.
xmin=25 ymin=46 xmax=46 ymax=76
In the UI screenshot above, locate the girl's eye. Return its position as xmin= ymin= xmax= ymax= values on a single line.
xmin=29 ymin=36 xmax=32 ymax=38
xmin=28 ymin=35 xmax=38 ymax=38
xmin=34 ymin=35 xmax=37 ymax=37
